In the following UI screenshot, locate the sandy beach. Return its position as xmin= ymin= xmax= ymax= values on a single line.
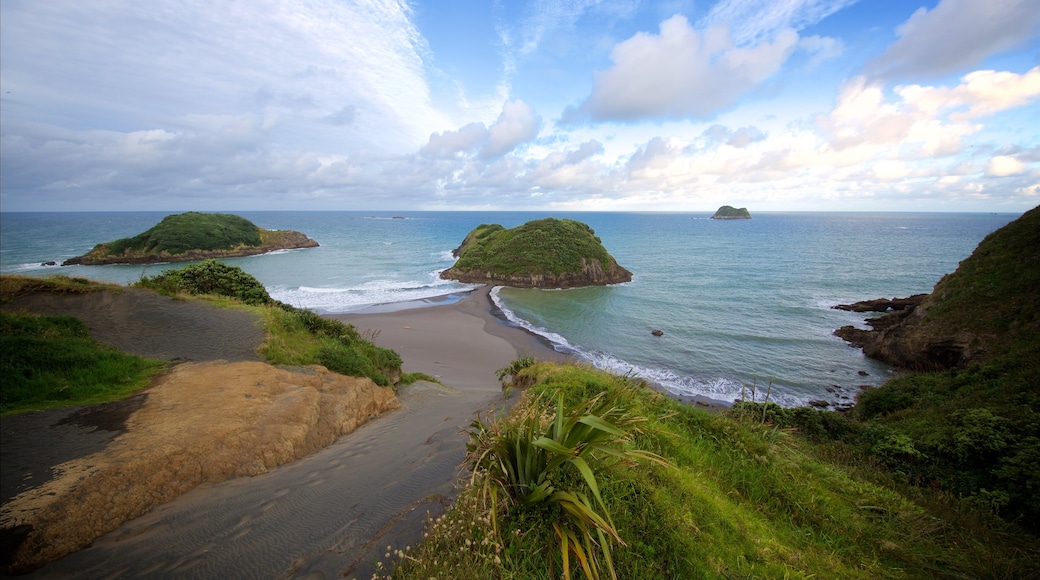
xmin=2 ymin=284 xmax=570 ymax=578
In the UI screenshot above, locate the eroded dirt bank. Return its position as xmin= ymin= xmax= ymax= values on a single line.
xmin=1 ymin=360 xmax=399 ymax=574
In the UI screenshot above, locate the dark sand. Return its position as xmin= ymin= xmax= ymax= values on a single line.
xmin=4 ymin=286 xmax=569 ymax=579
xmin=1 ymin=288 xmax=266 ymax=507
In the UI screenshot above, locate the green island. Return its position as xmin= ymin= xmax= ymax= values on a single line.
xmin=440 ymin=218 xmax=633 ymax=288
xmin=62 ymin=212 xmax=318 ymax=266
xmin=711 ymin=205 xmax=752 ymax=219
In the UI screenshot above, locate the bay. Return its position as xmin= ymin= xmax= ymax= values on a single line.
xmin=0 ymin=210 xmax=1017 ymax=407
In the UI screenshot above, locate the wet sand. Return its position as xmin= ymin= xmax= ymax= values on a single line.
xmin=16 ymin=286 xmax=569 ymax=579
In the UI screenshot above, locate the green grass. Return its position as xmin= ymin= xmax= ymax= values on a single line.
xmin=257 ymin=303 xmax=402 ymax=388
xmin=451 ymin=218 xmax=615 ymax=276
xmin=1 ymin=271 xmax=404 ymax=416
xmin=390 ymin=362 xmax=1039 ymax=579
xmin=1 ymin=312 xmax=166 ymax=415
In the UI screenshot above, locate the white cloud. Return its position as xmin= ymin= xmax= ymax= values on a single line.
xmin=699 ymin=0 xmax=860 ymax=45
xmin=987 ymin=155 xmax=1026 ymax=176
xmin=485 ymin=100 xmax=542 ymax=157
xmin=420 ymin=99 xmax=541 ymax=159
xmin=565 ymin=15 xmax=800 ymax=122
xmin=867 ymin=0 xmax=1040 ymax=80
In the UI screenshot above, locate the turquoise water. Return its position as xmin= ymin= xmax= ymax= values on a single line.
xmin=0 ymin=210 xmax=1018 ymax=406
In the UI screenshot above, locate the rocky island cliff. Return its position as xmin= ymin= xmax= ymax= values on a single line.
xmin=440 ymin=218 xmax=632 ymax=289
xmin=834 ymin=205 xmax=1039 ymax=371
xmin=711 ymin=205 xmax=751 ymax=219
xmin=63 ymin=212 xmax=319 ymax=266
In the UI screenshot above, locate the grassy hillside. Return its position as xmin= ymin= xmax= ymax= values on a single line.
xmin=921 ymin=205 xmax=1040 ymax=361
xmin=0 ymin=269 xmax=404 ymax=415
xmin=390 ymin=362 xmax=1038 ymax=579
xmin=451 ymin=218 xmax=616 ymax=276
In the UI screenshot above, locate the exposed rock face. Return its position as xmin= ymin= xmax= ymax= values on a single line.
xmin=0 ymin=361 xmax=399 ymax=574
xmin=444 ymin=256 xmax=632 ymax=289
xmin=63 ymin=230 xmax=318 ymax=266
xmin=441 ymin=218 xmax=633 ymax=289
xmin=711 ymin=205 xmax=751 ymax=219
xmin=833 ymin=294 xmax=964 ymax=370
xmin=834 ymin=206 xmax=1040 ymax=371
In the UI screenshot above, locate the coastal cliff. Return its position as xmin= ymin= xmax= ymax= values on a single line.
xmin=440 ymin=218 xmax=632 ymax=289
xmin=835 ymin=205 xmax=1039 ymax=371
xmin=62 ymin=212 xmax=318 ymax=266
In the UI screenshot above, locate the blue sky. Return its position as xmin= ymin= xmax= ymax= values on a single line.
xmin=1 ymin=0 xmax=1038 ymax=212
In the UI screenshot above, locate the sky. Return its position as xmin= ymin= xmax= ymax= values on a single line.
xmin=1 ymin=0 xmax=1038 ymax=212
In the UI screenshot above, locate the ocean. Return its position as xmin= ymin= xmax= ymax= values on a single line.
xmin=0 ymin=210 xmax=1019 ymax=407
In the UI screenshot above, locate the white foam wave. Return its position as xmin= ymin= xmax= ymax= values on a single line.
xmin=489 ymin=287 xmax=813 ymax=407
xmin=271 ymin=275 xmax=475 ymax=313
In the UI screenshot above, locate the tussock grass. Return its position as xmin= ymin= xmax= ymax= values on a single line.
xmin=390 ymin=362 xmax=1039 ymax=579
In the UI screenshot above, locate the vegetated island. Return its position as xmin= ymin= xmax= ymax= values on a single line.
xmin=439 ymin=217 xmax=632 ymax=288
xmin=62 ymin=212 xmax=319 ymax=266
xmin=711 ymin=205 xmax=752 ymax=219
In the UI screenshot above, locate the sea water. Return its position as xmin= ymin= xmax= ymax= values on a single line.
xmin=0 ymin=210 xmax=1018 ymax=406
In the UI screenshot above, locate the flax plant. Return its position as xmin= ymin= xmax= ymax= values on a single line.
xmin=466 ymin=391 xmax=669 ymax=580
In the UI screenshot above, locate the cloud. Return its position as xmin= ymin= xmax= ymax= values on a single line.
xmin=702 ymin=124 xmax=768 ymax=148
xmin=564 ymin=15 xmax=800 ymax=122
xmin=866 ymin=0 xmax=1040 ymax=80
xmin=699 ymin=0 xmax=860 ymax=45
xmin=895 ymin=66 xmax=1040 ymax=120
xmin=987 ymin=155 xmax=1026 ymax=176
xmin=485 ymin=100 xmax=542 ymax=157
xmin=420 ymin=99 xmax=541 ymax=159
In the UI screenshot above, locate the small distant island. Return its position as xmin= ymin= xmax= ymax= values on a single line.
xmin=440 ymin=218 xmax=632 ymax=289
xmin=711 ymin=205 xmax=751 ymax=219
xmin=62 ymin=212 xmax=319 ymax=266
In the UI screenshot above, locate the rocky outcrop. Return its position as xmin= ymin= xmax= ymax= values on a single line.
xmin=441 ymin=218 xmax=633 ymax=289
xmin=711 ymin=205 xmax=751 ymax=219
xmin=834 ymin=206 xmax=1039 ymax=371
xmin=444 ymin=256 xmax=632 ymax=289
xmin=833 ymin=294 xmax=969 ymax=370
xmin=63 ymin=230 xmax=318 ymax=266
xmin=0 ymin=361 xmax=399 ymax=574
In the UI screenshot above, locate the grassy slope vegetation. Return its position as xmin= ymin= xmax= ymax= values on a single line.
xmin=1 ymin=263 xmax=405 ymax=414
xmin=391 ymin=363 xmax=1038 ymax=579
xmin=137 ymin=260 xmax=404 ymax=387
xmin=0 ymin=276 xmax=167 ymax=415
xmin=452 ymin=218 xmax=615 ymax=276
xmin=101 ymin=212 xmax=264 ymax=256
xmin=846 ymin=206 xmax=1040 ymax=530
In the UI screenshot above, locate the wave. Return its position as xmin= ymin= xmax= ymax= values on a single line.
xmin=489 ymin=287 xmax=813 ymax=407
xmin=270 ymin=275 xmax=476 ymax=313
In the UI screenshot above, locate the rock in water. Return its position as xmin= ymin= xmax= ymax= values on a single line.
xmin=711 ymin=205 xmax=751 ymax=219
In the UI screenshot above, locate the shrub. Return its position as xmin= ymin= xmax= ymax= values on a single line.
xmin=136 ymin=259 xmax=274 ymax=306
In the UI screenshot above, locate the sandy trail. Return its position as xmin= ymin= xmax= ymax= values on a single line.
xmin=17 ymin=287 xmax=566 ymax=579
